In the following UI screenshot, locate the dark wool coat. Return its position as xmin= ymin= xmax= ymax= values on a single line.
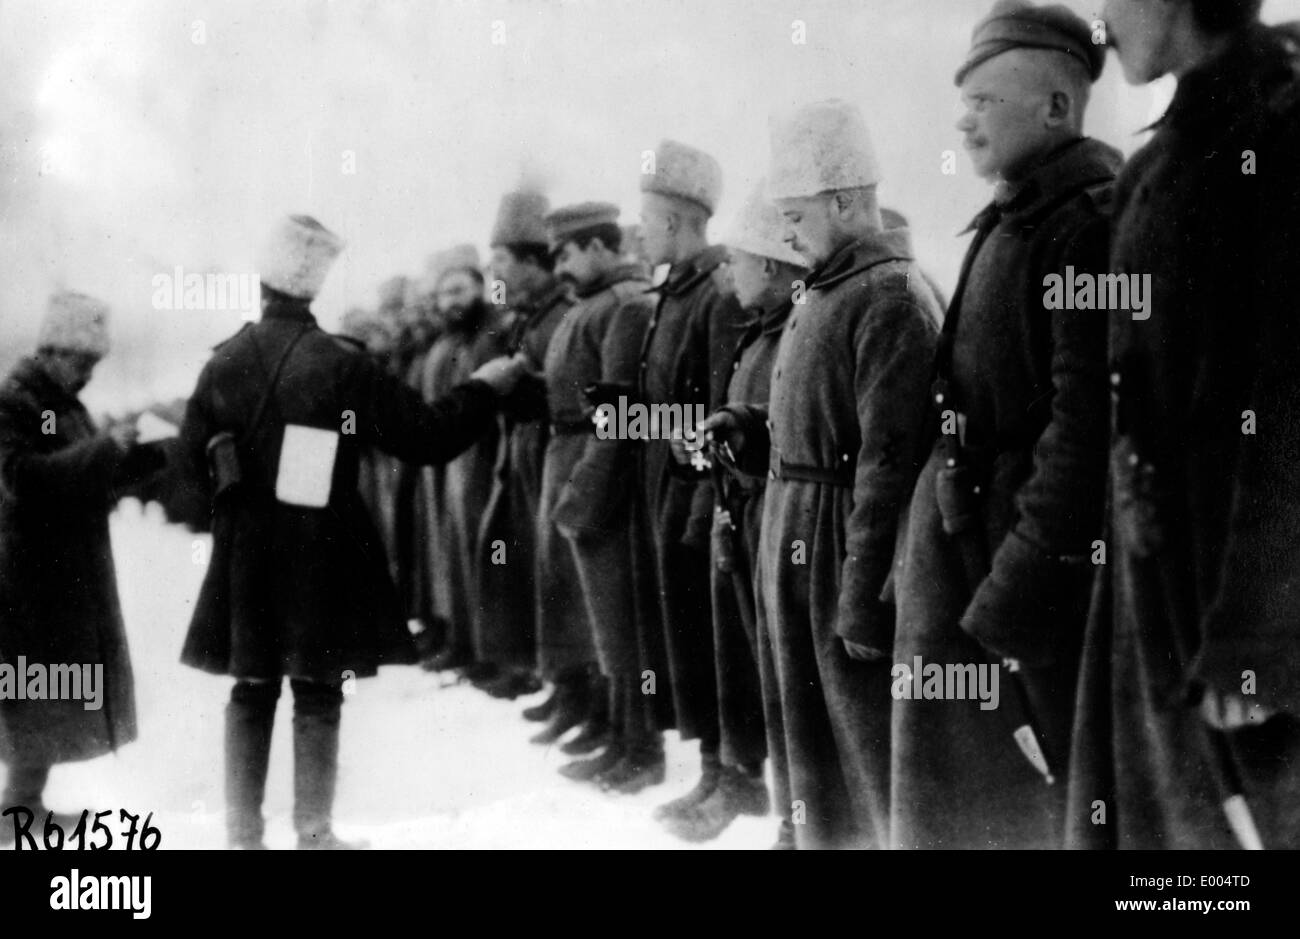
xmin=415 ymin=302 xmax=511 ymax=662
xmin=712 ymin=297 xmax=792 ymax=771
xmin=0 ymin=358 xmax=163 ymax=765
xmin=1067 ymin=23 xmax=1300 ymax=849
xmin=553 ymin=267 xmax=654 ymax=676
xmin=177 ymin=301 xmax=498 ymax=681
xmin=476 ymin=283 xmax=572 ymax=668
xmin=728 ymin=228 xmax=940 ymax=848
xmin=538 ymin=265 xmax=652 ymax=678
xmin=634 ymin=245 xmax=748 ymax=741
xmin=891 ymin=138 xmax=1119 ymax=849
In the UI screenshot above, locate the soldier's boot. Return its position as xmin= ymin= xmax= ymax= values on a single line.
xmin=225 ymin=680 xmax=279 ymax=850
xmin=1 ymin=763 xmax=51 ymax=848
xmin=529 ymin=668 xmax=591 ymax=745
xmin=652 ymin=748 xmax=722 ymax=821
xmin=661 ymin=764 xmax=770 ymax=843
xmin=522 ymin=685 xmax=559 ymax=721
xmin=598 ymin=734 xmax=666 ymax=795
xmin=425 ymin=643 xmax=474 ymax=673
xmin=292 ymin=679 xmax=368 ymax=851
xmin=560 ymin=674 xmax=611 ymax=755
xmin=485 ymin=669 xmax=542 ymax=700
xmin=461 ymin=660 xmax=501 ymax=688
xmin=770 ymin=818 xmax=796 ymax=850
xmin=558 ymin=742 xmax=626 ymax=782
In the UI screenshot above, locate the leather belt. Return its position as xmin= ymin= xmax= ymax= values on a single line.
xmin=767 ymin=450 xmax=854 ymax=488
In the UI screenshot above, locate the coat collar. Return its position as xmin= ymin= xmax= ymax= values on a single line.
xmin=755 ymin=295 xmax=794 ymax=334
xmin=962 ymin=136 xmax=1123 ymax=234
xmin=512 ymin=278 xmax=572 ymax=319
xmin=654 ymin=244 xmax=729 ymax=297
xmin=575 ymin=262 xmax=648 ymax=299
xmin=1157 ymin=23 xmax=1300 ymax=133
xmin=807 ymin=227 xmax=913 ymax=292
xmin=261 ymin=296 xmax=318 ymax=325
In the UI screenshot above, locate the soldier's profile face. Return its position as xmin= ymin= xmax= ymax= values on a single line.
xmin=1103 ymin=0 xmax=1177 ymax=85
xmin=553 ymin=239 xmax=600 ymax=289
xmin=775 ymin=195 xmax=836 ymax=268
xmin=639 ymin=194 xmax=674 ymax=266
xmin=957 ymin=53 xmax=1056 ymax=183
xmin=45 ymin=349 xmax=98 ymax=394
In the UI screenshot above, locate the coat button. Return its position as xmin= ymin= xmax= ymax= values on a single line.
xmin=1110 ymin=371 xmax=1121 ymax=387
xmin=732 ymin=361 xmax=740 ymax=371
xmin=946 ymin=458 xmax=956 ymax=468
xmin=1128 ymin=453 xmax=1139 ymax=466
xmin=935 ymin=392 xmax=945 ymax=404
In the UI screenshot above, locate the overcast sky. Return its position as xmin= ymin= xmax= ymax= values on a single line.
xmin=2 ymin=0 xmax=1298 ymax=410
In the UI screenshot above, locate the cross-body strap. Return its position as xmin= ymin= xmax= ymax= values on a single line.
xmin=243 ymin=324 xmax=311 ymax=445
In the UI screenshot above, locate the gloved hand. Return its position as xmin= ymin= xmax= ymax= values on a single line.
xmin=471 ymin=353 xmax=530 ymax=396
xmin=1200 ymin=687 xmax=1278 ymax=730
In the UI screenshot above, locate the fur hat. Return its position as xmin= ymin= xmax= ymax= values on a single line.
xmin=258 ymin=214 xmax=345 ymax=300
xmin=767 ymin=99 xmax=882 ymax=200
xmin=429 ymin=244 xmax=482 ymax=285
xmin=491 ymin=190 xmax=551 ymax=248
xmin=640 ymin=139 xmax=723 ymax=215
xmin=724 ymin=179 xmax=805 ymax=268
xmin=38 ymin=290 xmax=111 ymax=358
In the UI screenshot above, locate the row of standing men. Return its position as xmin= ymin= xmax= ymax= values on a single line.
xmin=345 ymin=0 xmax=1300 ymax=849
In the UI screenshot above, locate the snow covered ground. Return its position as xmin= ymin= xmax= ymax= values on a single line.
xmin=39 ymin=503 xmax=773 ymax=850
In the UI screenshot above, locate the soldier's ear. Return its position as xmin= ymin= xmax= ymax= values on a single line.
xmin=1045 ymin=89 xmax=1072 ymax=128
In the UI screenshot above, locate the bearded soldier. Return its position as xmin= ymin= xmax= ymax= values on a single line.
xmin=702 ymin=101 xmax=940 ymax=848
xmin=892 ymin=0 xmax=1117 ymax=850
xmin=177 ymin=215 xmax=524 ymax=849
xmin=416 ymin=245 xmax=512 ymax=678
xmin=1068 ymin=0 xmax=1300 ymax=850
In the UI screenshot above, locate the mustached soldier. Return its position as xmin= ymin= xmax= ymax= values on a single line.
xmin=892 ymin=0 xmax=1116 ymax=850
xmin=177 ymin=215 xmax=524 ymax=849
xmin=538 ymin=202 xmax=659 ymax=786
